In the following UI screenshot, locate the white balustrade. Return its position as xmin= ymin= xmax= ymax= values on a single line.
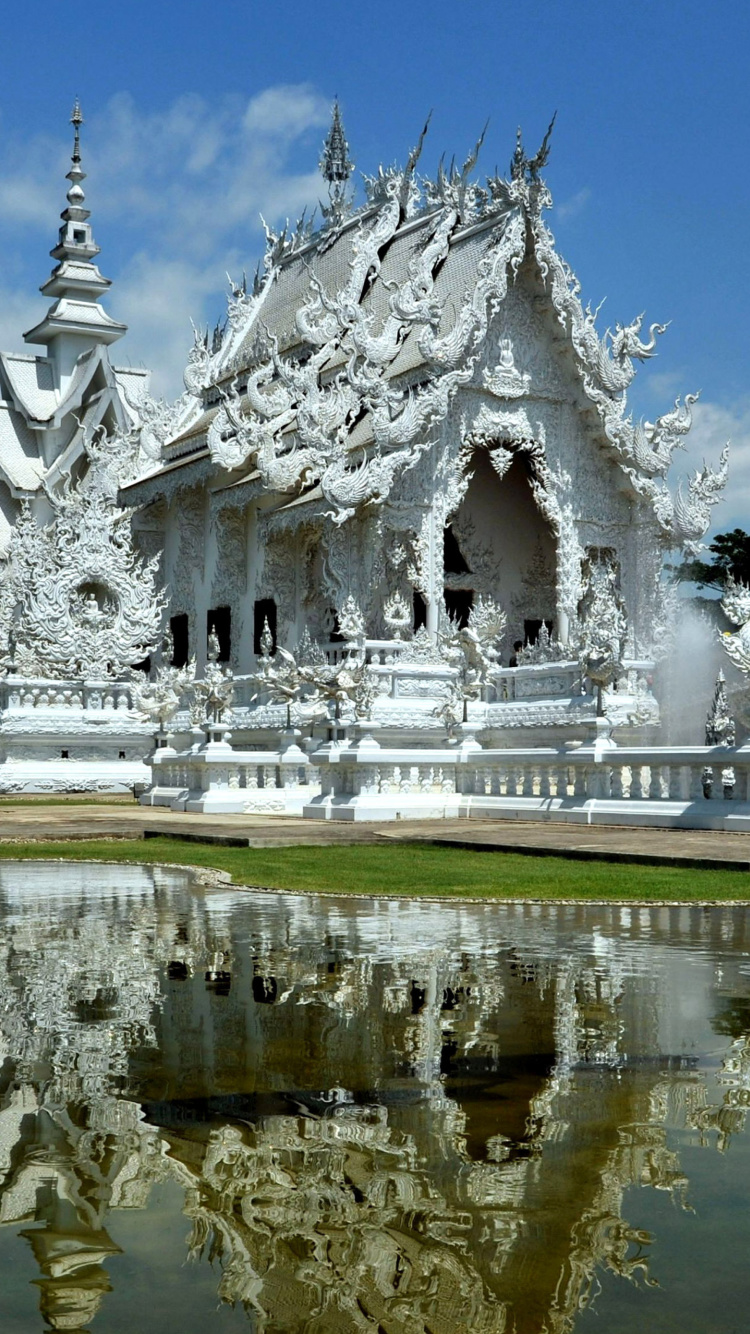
xmin=147 ymin=741 xmax=319 ymax=813
xmin=301 ymin=741 xmax=750 ymax=827
xmin=0 ymin=678 xmax=137 ymax=712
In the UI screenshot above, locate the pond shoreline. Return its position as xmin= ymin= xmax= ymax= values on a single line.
xmin=3 ymin=837 xmax=750 ymax=905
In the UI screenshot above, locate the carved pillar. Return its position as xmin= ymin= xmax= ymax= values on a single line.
xmin=426 ymin=506 xmax=440 ymax=641
xmin=554 ymin=509 xmax=583 ymax=648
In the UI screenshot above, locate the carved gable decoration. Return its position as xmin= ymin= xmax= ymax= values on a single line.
xmin=1 ymin=437 xmax=167 ymax=679
xmin=139 ymin=120 xmax=730 ymax=560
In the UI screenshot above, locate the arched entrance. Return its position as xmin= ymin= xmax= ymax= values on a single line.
xmin=445 ymin=444 xmax=557 ymax=653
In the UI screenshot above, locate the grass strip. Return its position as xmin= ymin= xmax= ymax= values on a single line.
xmin=0 ymin=836 xmax=749 ymax=901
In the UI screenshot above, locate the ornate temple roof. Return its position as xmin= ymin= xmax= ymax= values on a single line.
xmin=124 ymin=108 xmax=727 ymax=553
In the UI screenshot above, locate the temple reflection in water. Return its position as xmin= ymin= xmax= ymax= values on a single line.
xmin=1 ymin=865 xmax=750 ymax=1332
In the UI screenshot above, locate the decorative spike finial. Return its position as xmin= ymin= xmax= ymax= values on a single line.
xmin=511 ymin=126 xmax=525 ymax=180
xmin=319 ymin=101 xmax=354 ymax=209
xmin=527 ymin=111 xmax=557 ymax=181
xmin=66 ymin=99 xmax=87 ymax=212
xmin=70 ymin=98 xmax=84 ymax=162
xmin=509 ymin=113 xmax=556 ymax=184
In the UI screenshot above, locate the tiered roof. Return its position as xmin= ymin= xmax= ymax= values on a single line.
xmin=126 ymin=108 xmax=727 ymax=553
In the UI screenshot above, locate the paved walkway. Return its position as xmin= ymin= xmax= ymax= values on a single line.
xmin=0 ymin=800 xmax=750 ymax=870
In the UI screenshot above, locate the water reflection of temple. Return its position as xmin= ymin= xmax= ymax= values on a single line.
xmin=1 ymin=866 xmax=750 ymax=1332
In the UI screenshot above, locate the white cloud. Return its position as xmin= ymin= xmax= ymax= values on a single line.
xmin=0 ymin=85 xmax=332 ymax=396
xmin=556 ymin=186 xmax=591 ymax=222
xmin=0 ymin=286 xmax=47 ymax=356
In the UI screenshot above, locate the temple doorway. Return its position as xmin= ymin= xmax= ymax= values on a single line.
xmin=445 ymin=447 xmax=557 ymax=647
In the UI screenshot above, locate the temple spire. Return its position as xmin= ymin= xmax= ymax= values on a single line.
xmin=319 ymin=101 xmax=354 ymax=211
xmin=24 ymin=101 xmax=127 ymax=379
xmin=67 ymin=99 xmax=85 ymax=200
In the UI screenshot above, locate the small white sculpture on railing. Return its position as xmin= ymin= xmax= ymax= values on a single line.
xmin=189 ymin=627 xmax=234 ymax=736
xmin=435 ymin=595 xmax=507 ymax=736
xmin=516 ymin=621 xmax=566 ymax=665
xmin=251 ymin=622 xmax=377 ymax=732
xmin=130 ymin=628 xmax=195 ymax=744
xmin=252 ymin=629 xmax=327 ymax=730
xmin=259 ymin=617 xmax=275 ymax=662
xmin=703 ymin=668 xmax=736 ymax=799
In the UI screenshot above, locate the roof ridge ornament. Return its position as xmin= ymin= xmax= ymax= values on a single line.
xmin=319 ymin=101 xmax=354 ymax=221
xmin=510 ymin=112 xmax=557 ymax=183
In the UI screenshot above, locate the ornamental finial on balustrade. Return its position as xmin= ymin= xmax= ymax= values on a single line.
xmin=705 ymin=669 xmax=735 ymax=747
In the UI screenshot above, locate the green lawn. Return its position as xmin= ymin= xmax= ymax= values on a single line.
xmin=0 ymin=836 xmax=749 ymax=901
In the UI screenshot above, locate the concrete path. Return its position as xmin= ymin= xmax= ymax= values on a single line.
xmin=0 ymin=799 xmax=750 ymax=870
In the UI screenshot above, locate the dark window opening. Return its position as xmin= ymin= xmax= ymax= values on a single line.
xmin=118 ymin=750 xmax=126 ymax=760
xmin=443 ymin=525 xmax=471 ymax=575
xmin=523 ymin=618 xmax=554 ymax=646
xmin=327 ymin=608 xmax=345 ymax=643
xmin=73 ymin=229 xmax=86 ymax=243
xmin=207 ymin=606 xmax=231 ymax=662
xmin=170 ymin=613 xmax=189 ymax=668
xmin=444 ymin=588 xmax=474 ymax=629
xmin=253 ymin=598 xmax=277 ymax=655
xmin=61 ymin=749 xmax=69 ymax=759
xmin=413 ymin=590 xmax=428 ymax=632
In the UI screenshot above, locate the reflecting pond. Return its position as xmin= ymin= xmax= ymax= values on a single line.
xmin=1 ymin=865 xmax=750 ymax=1331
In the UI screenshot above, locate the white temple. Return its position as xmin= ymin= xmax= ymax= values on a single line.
xmin=126 ymin=109 xmax=727 ymax=705
xmin=0 ymin=102 xmax=747 ymax=819
xmin=117 ymin=105 xmax=746 ymax=823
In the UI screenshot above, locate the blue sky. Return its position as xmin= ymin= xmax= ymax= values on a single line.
xmin=1 ymin=0 xmax=748 ymax=531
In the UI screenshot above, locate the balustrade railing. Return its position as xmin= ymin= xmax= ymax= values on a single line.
xmin=0 ymin=678 xmax=138 ymax=712
xmin=149 ymin=738 xmax=750 ymax=816
xmin=152 ymin=746 xmax=318 ymax=800
xmin=318 ymin=743 xmax=750 ymax=806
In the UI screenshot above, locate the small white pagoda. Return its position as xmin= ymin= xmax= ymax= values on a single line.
xmin=0 ymin=104 xmax=164 ymax=792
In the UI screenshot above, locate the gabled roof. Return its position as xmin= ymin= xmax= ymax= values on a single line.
xmin=0 ymin=347 xmax=105 ymax=426
xmin=147 ymin=129 xmax=727 ymax=551
xmin=0 ymin=404 xmax=46 ymax=491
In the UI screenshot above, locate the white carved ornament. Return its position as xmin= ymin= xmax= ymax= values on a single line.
xmin=1 ymin=430 xmax=167 ymax=680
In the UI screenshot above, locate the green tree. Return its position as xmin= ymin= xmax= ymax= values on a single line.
xmin=675 ymin=528 xmax=750 ymax=590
